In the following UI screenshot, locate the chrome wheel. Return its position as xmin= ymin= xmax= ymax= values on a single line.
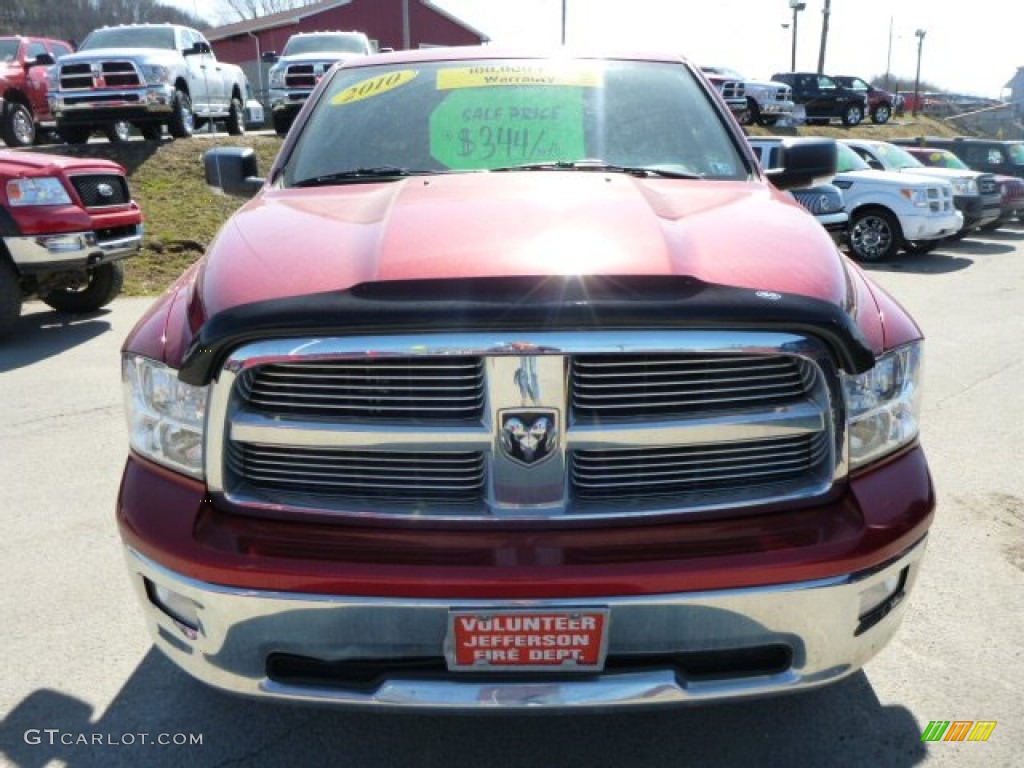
xmin=849 ymin=211 xmax=901 ymax=262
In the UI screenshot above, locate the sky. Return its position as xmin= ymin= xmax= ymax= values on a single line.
xmin=163 ymin=0 xmax=1023 ymax=99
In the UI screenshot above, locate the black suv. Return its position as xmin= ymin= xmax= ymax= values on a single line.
xmin=891 ymin=137 xmax=1024 ymax=179
xmin=770 ymin=72 xmax=867 ymax=127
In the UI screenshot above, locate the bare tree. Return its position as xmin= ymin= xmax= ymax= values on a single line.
xmin=220 ymin=0 xmax=324 ymax=21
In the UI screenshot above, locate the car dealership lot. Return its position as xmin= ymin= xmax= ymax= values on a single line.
xmin=1 ymin=229 xmax=1022 ymax=767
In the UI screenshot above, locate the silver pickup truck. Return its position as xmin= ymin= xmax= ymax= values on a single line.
xmin=49 ymin=24 xmax=250 ymax=142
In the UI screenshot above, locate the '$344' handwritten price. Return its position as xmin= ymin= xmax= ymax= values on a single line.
xmin=457 ymin=126 xmax=557 ymax=162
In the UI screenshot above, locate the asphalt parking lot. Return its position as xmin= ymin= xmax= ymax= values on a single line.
xmin=1 ymin=229 xmax=1022 ymax=767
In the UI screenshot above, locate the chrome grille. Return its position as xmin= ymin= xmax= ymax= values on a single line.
xmin=978 ymin=176 xmax=997 ymax=195
xmin=70 ymin=174 xmax=130 ymax=208
xmin=572 ymin=433 xmax=830 ymax=501
xmin=570 ymin=353 xmax=812 ymax=419
xmin=227 ymin=443 xmax=486 ymax=502
xmin=285 ymin=62 xmax=332 ymax=89
xmin=59 ymin=60 xmax=141 ymax=89
xmin=208 ymin=331 xmax=842 ymax=521
xmin=238 ymin=357 xmax=485 ymax=420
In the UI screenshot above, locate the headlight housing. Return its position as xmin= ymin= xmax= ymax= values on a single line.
xmin=899 ymin=188 xmax=929 ymax=208
xmin=268 ymin=65 xmax=285 ymax=89
xmin=123 ymin=355 xmax=208 ymax=479
xmin=844 ymin=342 xmax=923 ymax=469
xmin=6 ymin=177 xmax=72 ymax=207
xmin=949 ymin=177 xmax=978 ymax=196
xmin=140 ymin=64 xmax=172 ymax=85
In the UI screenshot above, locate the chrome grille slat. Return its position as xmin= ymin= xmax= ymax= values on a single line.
xmin=571 ymin=353 xmax=811 ymax=419
xmin=228 ymin=444 xmax=486 ymax=500
xmin=239 ymin=358 xmax=485 ymax=420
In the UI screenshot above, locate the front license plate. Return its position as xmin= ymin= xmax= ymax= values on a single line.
xmin=445 ymin=608 xmax=610 ymax=671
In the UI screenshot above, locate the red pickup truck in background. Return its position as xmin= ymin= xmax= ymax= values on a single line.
xmin=0 ymin=149 xmax=143 ymax=336
xmin=0 ymin=35 xmax=74 ymax=147
xmin=118 ymin=47 xmax=934 ymax=710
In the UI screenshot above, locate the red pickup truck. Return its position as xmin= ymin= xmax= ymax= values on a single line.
xmin=118 ymin=48 xmax=934 ymax=710
xmin=0 ymin=149 xmax=143 ymax=336
xmin=0 ymin=35 xmax=74 ymax=147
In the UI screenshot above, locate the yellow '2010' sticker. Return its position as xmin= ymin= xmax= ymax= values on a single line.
xmin=331 ymin=69 xmax=418 ymax=105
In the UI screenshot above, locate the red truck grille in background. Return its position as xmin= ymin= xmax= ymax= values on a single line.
xmin=69 ymin=174 xmax=131 ymax=208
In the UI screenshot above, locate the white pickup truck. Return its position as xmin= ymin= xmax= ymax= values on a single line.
xmin=49 ymin=24 xmax=250 ymax=142
xmin=750 ymin=137 xmax=963 ymax=261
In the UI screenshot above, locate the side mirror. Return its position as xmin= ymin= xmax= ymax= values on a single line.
xmin=30 ymin=52 xmax=56 ymax=67
xmin=765 ymin=138 xmax=837 ymax=191
xmin=204 ymin=147 xmax=265 ymax=197
xmin=185 ymin=41 xmax=211 ymax=56
xmin=261 ymin=51 xmax=279 ymax=63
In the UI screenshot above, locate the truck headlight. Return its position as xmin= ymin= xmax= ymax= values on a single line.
xmin=843 ymin=342 xmax=923 ymax=469
xmin=950 ymin=177 xmax=978 ymax=196
xmin=123 ymin=355 xmax=208 ymax=479
xmin=140 ymin=64 xmax=172 ymax=84
xmin=268 ymin=66 xmax=285 ymax=89
xmin=6 ymin=177 xmax=72 ymax=207
xmin=899 ymin=188 xmax=929 ymax=208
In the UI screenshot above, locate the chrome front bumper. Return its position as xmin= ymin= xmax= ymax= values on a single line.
xmin=5 ymin=225 xmax=142 ymax=270
xmin=126 ymin=537 xmax=927 ymax=710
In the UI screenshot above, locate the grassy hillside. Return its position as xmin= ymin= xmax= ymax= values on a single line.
xmin=34 ymin=114 xmax=966 ymax=296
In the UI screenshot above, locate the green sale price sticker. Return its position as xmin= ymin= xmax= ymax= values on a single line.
xmin=430 ymin=87 xmax=586 ymax=170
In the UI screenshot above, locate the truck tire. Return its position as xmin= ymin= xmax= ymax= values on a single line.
xmin=842 ymin=102 xmax=864 ymax=127
xmin=272 ymin=112 xmax=294 ymax=137
xmin=871 ymin=103 xmax=892 ymax=124
xmin=1 ymin=101 xmax=35 ymax=148
xmin=58 ymin=125 xmax=92 ymax=145
xmin=104 ymin=121 xmax=132 ymax=143
xmin=168 ymin=89 xmax=194 ymax=139
xmin=226 ymin=97 xmax=246 ymax=136
xmin=41 ymin=262 xmax=124 ymax=313
xmin=848 ymin=209 xmax=902 ymax=262
xmin=0 ymin=260 xmax=22 ymax=338
xmin=903 ymin=240 xmax=940 ymax=255
xmin=740 ymin=98 xmax=759 ymax=127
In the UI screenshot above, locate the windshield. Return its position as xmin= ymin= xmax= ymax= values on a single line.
xmin=80 ymin=27 xmax=176 ymax=51
xmin=916 ymin=150 xmax=968 ymax=170
xmin=283 ymin=34 xmax=368 ymax=55
xmin=837 ymin=77 xmax=868 ymax=92
xmin=0 ymin=39 xmax=18 ymax=62
xmin=702 ymin=66 xmax=744 ymax=80
xmin=836 ymin=143 xmax=871 ymax=172
xmin=285 ymin=58 xmax=748 ymax=185
xmin=871 ymin=142 xmax=923 ymax=170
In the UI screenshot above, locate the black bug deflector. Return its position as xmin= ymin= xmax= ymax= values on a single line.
xmin=177 ymin=276 xmax=875 ymax=386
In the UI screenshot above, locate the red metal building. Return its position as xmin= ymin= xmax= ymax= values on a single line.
xmin=207 ymin=0 xmax=488 ymax=107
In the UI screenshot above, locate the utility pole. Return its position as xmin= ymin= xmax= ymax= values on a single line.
xmin=561 ymin=0 xmax=567 ymax=45
xmin=817 ymin=0 xmax=831 ymax=74
xmin=912 ymin=29 xmax=926 ymax=117
xmin=789 ymin=1 xmax=806 ymax=71
xmin=884 ymin=16 xmax=893 ymax=91
xmin=402 ymin=0 xmax=411 ymax=50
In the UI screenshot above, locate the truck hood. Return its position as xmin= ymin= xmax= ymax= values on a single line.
xmin=58 ymin=48 xmax=181 ymax=65
xmin=195 ymin=173 xmax=849 ymax=319
xmin=0 ymin=149 xmax=124 ymax=175
xmin=277 ymin=52 xmax=364 ymax=65
xmin=835 ymin=168 xmax=950 ymax=189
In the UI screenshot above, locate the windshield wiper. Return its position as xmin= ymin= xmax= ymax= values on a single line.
xmin=488 ymin=160 xmax=703 ymax=179
xmin=292 ymin=166 xmax=423 ymax=187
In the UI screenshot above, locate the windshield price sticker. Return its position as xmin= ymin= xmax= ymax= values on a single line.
xmin=446 ymin=609 xmax=609 ymax=671
xmin=430 ymin=87 xmax=586 ymax=170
